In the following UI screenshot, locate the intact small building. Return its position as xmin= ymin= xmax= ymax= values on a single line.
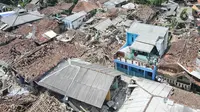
xmin=62 ymin=11 xmax=87 ymax=29
xmin=114 ymin=22 xmax=169 ymax=80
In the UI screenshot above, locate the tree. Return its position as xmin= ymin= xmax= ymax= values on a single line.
xmin=1 ymin=0 xmax=18 ymax=5
xmin=134 ymin=0 xmax=166 ymax=6
xmin=148 ymin=0 xmax=165 ymax=6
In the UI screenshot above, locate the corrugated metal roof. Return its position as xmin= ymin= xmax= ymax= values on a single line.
xmin=135 ymin=34 xmax=160 ymax=45
xmin=119 ymin=87 xmax=152 ymax=112
xmin=38 ymin=59 xmax=122 ymax=108
xmin=128 ymin=22 xmax=168 ymax=37
xmin=119 ymin=76 xmax=198 ymax=112
xmin=62 ymin=11 xmax=87 ymax=22
xmin=132 ymin=76 xmax=172 ymax=98
xmin=1 ymin=10 xmax=43 ymax=29
xmin=128 ymin=22 xmax=168 ymax=45
xmin=130 ymin=41 xmax=154 ymax=53
xmin=94 ymin=18 xmax=113 ymax=32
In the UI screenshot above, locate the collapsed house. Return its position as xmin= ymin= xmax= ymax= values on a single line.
xmin=114 ymin=22 xmax=169 ymax=80
xmin=37 ymin=58 xmax=123 ymax=109
xmin=158 ymin=32 xmax=200 ymax=92
xmin=39 ymin=2 xmax=73 ymax=16
xmin=14 ymin=18 xmax=59 ymax=44
xmin=72 ymin=1 xmax=99 ymax=13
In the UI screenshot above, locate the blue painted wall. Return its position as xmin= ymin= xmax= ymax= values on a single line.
xmin=120 ymin=33 xmax=138 ymax=49
xmin=114 ymin=59 xmax=157 ymax=80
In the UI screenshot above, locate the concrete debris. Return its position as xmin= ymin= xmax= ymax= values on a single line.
xmin=94 ymin=18 xmax=113 ymax=32
xmin=161 ymin=1 xmax=178 ymax=18
xmin=7 ymin=87 xmax=29 ymax=97
xmin=129 ymin=5 xmax=157 ymax=23
xmin=44 ymin=30 xmax=57 ymax=39
xmin=121 ymin=3 xmax=137 ymax=10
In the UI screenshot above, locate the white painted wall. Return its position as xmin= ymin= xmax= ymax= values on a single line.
xmin=71 ymin=16 xmax=85 ymax=29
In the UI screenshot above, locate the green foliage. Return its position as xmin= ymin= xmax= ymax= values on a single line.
xmin=148 ymin=0 xmax=165 ymax=6
xmin=180 ymin=8 xmax=188 ymax=21
xmin=1 ymin=0 xmax=18 ymax=5
xmin=134 ymin=0 xmax=147 ymax=4
xmin=19 ymin=0 xmax=31 ymax=7
xmin=46 ymin=0 xmax=58 ymax=6
xmin=73 ymin=0 xmax=78 ymax=4
xmin=134 ymin=0 xmax=166 ymax=6
xmin=90 ymin=9 xmax=97 ymax=16
xmin=170 ymin=18 xmax=177 ymax=29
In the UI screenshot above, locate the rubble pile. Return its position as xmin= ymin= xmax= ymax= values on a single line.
xmin=28 ymin=92 xmax=67 ymax=112
xmin=179 ymin=33 xmax=200 ymax=71
xmin=0 ymin=37 xmax=37 ymax=64
xmin=39 ymin=7 xmax=63 ymax=16
xmin=0 ymin=61 xmax=17 ymax=97
xmin=81 ymin=42 xmax=121 ymax=66
xmin=129 ymin=5 xmax=157 ymax=23
xmin=12 ymin=41 xmax=82 ymax=82
xmin=77 ymin=18 xmax=126 ymax=66
xmin=158 ymin=31 xmax=200 ymax=73
xmin=160 ymin=39 xmax=186 ymax=65
xmin=0 ymin=31 xmax=19 ymax=46
xmin=14 ymin=19 xmax=59 ymax=44
xmin=0 ymin=94 xmax=37 ymax=112
xmin=170 ymin=88 xmax=200 ymax=109
xmin=60 ymin=28 xmax=123 ymax=66
xmin=39 ymin=2 xmax=73 ymax=16
xmin=14 ymin=24 xmax=33 ymax=37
